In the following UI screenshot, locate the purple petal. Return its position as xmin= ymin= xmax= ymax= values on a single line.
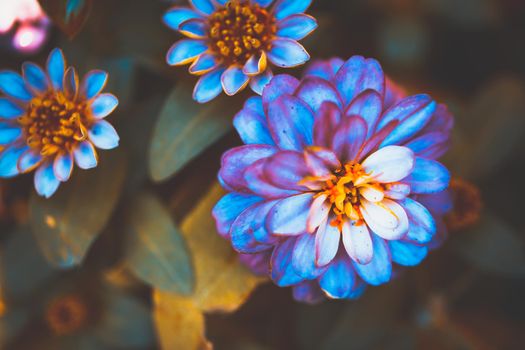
xmin=342 ymin=220 xmax=373 ymax=264
xmin=274 ymin=0 xmax=313 ymax=20
xmin=193 ymin=67 xmax=226 ymax=103
xmin=266 ymin=193 xmax=314 ymax=235
xmin=384 ymin=77 xmax=406 ymax=109
xmin=294 ymin=76 xmax=342 ymax=113
xmin=231 ymin=202 xmax=274 ymax=253
xmin=416 ymin=189 xmax=453 ymax=216
xmin=315 ymin=219 xmax=340 ymax=266
xmin=333 ymin=56 xmax=385 ymax=106
xmin=404 ymin=131 xmax=449 ymax=159
xmin=271 ymin=237 xmax=304 ymax=287
xmin=53 ymin=152 xmax=73 ymax=182
xmin=263 ymin=151 xmax=310 ymax=191
xmin=305 ymin=58 xmax=344 ymax=80
xmin=400 ymin=198 xmax=436 ymax=244
xmin=344 ymin=89 xmax=383 ymax=138
xmin=293 ymin=281 xmax=325 ymax=304
xmin=332 ymin=115 xmax=367 ymax=163
xmin=292 ymin=233 xmax=325 ymax=279
xmin=356 ymin=120 xmax=399 ymax=162
xmin=353 ymin=235 xmax=392 ymax=286
xmin=304 ymin=149 xmax=338 ymax=178
xmin=268 ymin=94 xmax=314 ymax=151
xmin=262 ymin=74 xmax=299 ymax=112
xmin=239 ymin=251 xmax=272 ymax=276
xmin=166 ymin=40 xmax=207 ymax=66
xmin=313 ymin=101 xmax=342 ymax=148
xmin=221 ymin=65 xmax=249 ymax=96
xmin=244 ymin=158 xmax=300 ymax=198
xmin=277 ymin=14 xmax=317 ymax=40
xmin=319 ymin=255 xmax=356 ymax=299
xmin=212 ymin=193 xmax=263 ymax=238
xmin=403 ymin=157 xmax=450 ymax=194
xmin=34 ymin=161 xmax=60 ymax=198
xmin=163 ymin=7 xmax=202 ymax=31
xmin=389 ymin=240 xmax=428 ymax=266
xmin=268 ymin=39 xmax=310 ymax=68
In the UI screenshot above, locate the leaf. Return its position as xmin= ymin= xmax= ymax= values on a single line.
xmin=454 ymin=212 xmax=525 ymax=277
xmin=29 ymin=150 xmax=127 ymax=268
xmin=153 ymin=290 xmax=212 ymax=350
xmin=124 ymin=192 xmax=194 ymax=295
xmin=39 ymin=0 xmax=93 ymax=38
xmin=148 ymin=83 xmax=235 ymax=182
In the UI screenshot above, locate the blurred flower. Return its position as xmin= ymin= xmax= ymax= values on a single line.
xmin=0 ymin=0 xmax=50 ymax=54
xmin=163 ymin=0 xmax=317 ymax=103
xmin=0 ymin=48 xmax=120 ymax=198
xmin=46 ymin=294 xmax=89 ymax=335
xmin=213 ymin=56 xmax=454 ymax=302
xmin=445 ymin=178 xmax=482 ymax=232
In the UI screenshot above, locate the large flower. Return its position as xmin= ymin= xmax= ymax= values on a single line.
xmin=163 ymin=0 xmax=317 ymax=103
xmin=0 ymin=48 xmax=119 ymax=198
xmin=213 ymin=56 xmax=454 ymax=302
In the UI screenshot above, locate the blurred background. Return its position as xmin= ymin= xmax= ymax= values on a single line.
xmin=0 ymin=0 xmax=524 ymax=349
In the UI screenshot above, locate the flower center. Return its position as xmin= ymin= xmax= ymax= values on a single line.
xmin=208 ymin=0 xmax=276 ymax=65
xmin=45 ymin=294 xmax=89 ymax=335
xmin=18 ymin=92 xmax=90 ymax=156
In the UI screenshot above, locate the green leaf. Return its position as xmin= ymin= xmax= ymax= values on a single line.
xmin=124 ymin=192 xmax=194 ymax=295
xmin=454 ymin=212 xmax=525 ymax=277
xmin=39 ymin=0 xmax=92 ymax=38
xmin=29 ymin=150 xmax=127 ymax=268
xmin=148 ymin=83 xmax=235 ymax=182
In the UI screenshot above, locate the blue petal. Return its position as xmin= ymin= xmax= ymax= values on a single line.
xmin=404 ymin=157 xmax=450 ymax=194
xmin=0 ymin=98 xmax=24 ymax=119
xmin=18 ymin=149 xmax=42 ymax=173
xmin=267 ymin=94 xmax=314 ymax=150
xmin=22 ymin=62 xmax=49 ymax=94
xmin=252 ymin=0 xmax=273 ymax=7
xmin=243 ymin=52 xmax=266 ymax=76
xmin=390 ymin=240 xmax=428 ymax=266
xmin=319 ymin=255 xmax=356 ymax=299
xmin=46 ymin=48 xmax=66 ymax=91
xmin=189 ymin=53 xmax=220 ymax=74
xmin=274 ymin=0 xmax=312 ymax=20
xmin=190 ymin=0 xmax=215 ymax=15
xmin=294 ymin=76 xmax=342 ymax=113
xmin=304 ymin=58 xmax=344 ymax=80
xmin=292 ymin=281 xmax=325 ymax=304
xmin=73 ymin=141 xmax=98 ymax=169
xmin=0 ymin=144 xmax=26 ymax=177
xmin=221 ymin=66 xmax=249 ymax=96
xmin=212 ymin=193 xmax=263 ymax=237
xmin=233 ymin=99 xmax=275 ymax=145
xmin=0 ymin=123 xmax=22 ymax=145
xmin=401 ymin=198 xmax=436 ymax=244
xmin=193 ymin=67 xmax=226 ymax=103
xmin=0 ymin=71 xmax=33 ymax=101
xmin=231 ymin=203 xmax=273 ymax=253
xmin=292 ymin=233 xmax=325 ymax=279
xmin=88 ymin=120 xmax=119 ymax=150
xmin=271 ymin=237 xmax=304 ymax=287
xmin=53 ymin=152 xmax=73 ymax=182
xmin=404 ymin=131 xmax=449 ymax=159
xmin=81 ymin=70 xmax=108 ymax=100
xmin=163 ymin=7 xmax=202 ymax=30
xmin=166 ymin=40 xmax=208 ymax=66
xmin=353 ymin=235 xmax=392 ymax=286
xmin=268 ymin=38 xmax=310 ymax=68
xmin=266 ymin=193 xmax=313 ymax=235
xmin=334 ymin=56 xmax=385 ymax=106
xmin=277 ymin=14 xmax=317 ymax=40
xmin=179 ymin=18 xmax=208 ymax=38
xmin=344 ymin=89 xmax=383 ymax=138
xmin=261 ymin=74 xmax=299 ymax=110
xmin=379 ymin=94 xmax=437 ymax=147
xmin=34 ymin=161 xmax=60 ymax=198
xmin=245 ymin=95 xmax=264 ymax=115
xmin=249 ymin=69 xmax=273 ymax=95
xmin=90 ymin=93 xmax=118 ymax=119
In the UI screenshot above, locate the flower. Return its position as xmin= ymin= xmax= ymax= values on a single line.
xmin=46 ymin=294 xmax=89 ymax=335
xmin=0 ymin=0 xmax=50 ymax=54
xmin=163 ymin=0 xmax=317 ymax=103
xmin=213 ymin=56 xmax=454 ymax=302
xmin=445 ymin=178 xmax=482 ymax=232
xmin=0 ymin=48 xmax=119 ymax=198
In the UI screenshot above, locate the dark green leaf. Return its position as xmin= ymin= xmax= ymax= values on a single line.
xmin=39 ymin=0 xmax=92 ymax=38
xmin=148 ymin=83 xmax=236 ymax=182
xmin=29 ymin=150 xmax=127 ymax=268
xmin=124 ymin=192 xmax=194 ymax=295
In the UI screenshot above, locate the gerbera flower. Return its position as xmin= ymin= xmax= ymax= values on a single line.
xmin=213 ymin=56 xmax=454 ymax=302
xmin=163 ymin=0 xmax=317 ymax=103
xmin=0 ymin=48 xmax=119 ymax=198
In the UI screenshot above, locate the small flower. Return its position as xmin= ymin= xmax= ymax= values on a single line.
xmin=164 ymin=0 xmax=317 ymax=103
xmin=445 ymin=178 xmax=482 ymax=232
xmin=0 ymin=48 xmax=119 ymax=198
xmin=46 ymin=294 xmax=89 ymax=335
xmin=0 ymin=0 xmax=50 ymax=54
xmin=213 ymin=56 xmax=454 ymax=302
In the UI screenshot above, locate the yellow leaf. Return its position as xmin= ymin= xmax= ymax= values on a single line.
xmin=153 ymin=290 xmax=211 ymax=350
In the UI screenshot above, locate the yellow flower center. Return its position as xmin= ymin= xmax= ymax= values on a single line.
xmin=208 ymin=0 xmax=276 ymax=65
xmin=45 ymin=294 xmax=89 ymax=336
xmin=18 ymin=92 xmax=91 ymax=156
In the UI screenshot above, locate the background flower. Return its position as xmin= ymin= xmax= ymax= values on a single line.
xmin=0 ymin=48 xmax=119 ymax=198
xmin=163 ymin=0 xmax=317 ymax=103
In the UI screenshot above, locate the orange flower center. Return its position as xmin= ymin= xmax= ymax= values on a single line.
xmin=45 ymin=294 xmax=89 ymax=335
xmin=19 ymin=92 xmax=91 ymax=156
xmin=208 ymin=0 xmax=276 ymax=65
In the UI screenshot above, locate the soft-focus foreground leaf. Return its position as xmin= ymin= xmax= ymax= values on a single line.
xmin=29 ymin=151 xmax=127 ymax=268
xmin=154 ymin=184 xmax=266 ymax=349
xmin=459 ymin=77 xmax=525 ymax=180
xmin=39 ymin=0 xmax=93 ymax=38
xmin=124 ymin=192 xmax=194 ymax=295
xmin=0 ymin=228 xmax=56 ymax=301
xmin=149 ymin=83 xmax=235 ymax=182
xmin=454 ymin=212 xmax=525 ymax=277
xmin=153 ymin=291 xmax=212 ymax=350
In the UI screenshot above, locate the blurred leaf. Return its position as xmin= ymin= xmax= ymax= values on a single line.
xmin=124 ymin=192 xmax=194 ymax=295
xmin=0 ymin=228 xmax=56 ymax=301
xmin=93 ymin=290 xmax=155 ymax=348
xmin=98 ymin=58 xmax=137 ymax=108
xmin=153 ymin=290 xmax=212 ymax=350
xmin=29 ymin=151 xmax=127 ymax=268
xmin=149 ymin=83 xmax=235 ymax=182
xmin=454 ymin=212 xmax=525 ymax=277
xmin=40 ymin=0 xmax=92 ymax=38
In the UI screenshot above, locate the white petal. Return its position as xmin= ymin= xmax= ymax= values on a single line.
xmin=342 ymin=220 xmax=373 ymax=264
xmin=306 ymin=194 xmax=330 ymax=233
xmin=360 ymin=198 xmax=409 ymax=240
xmin=360 ymin=145 xmax=414 ymax=184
